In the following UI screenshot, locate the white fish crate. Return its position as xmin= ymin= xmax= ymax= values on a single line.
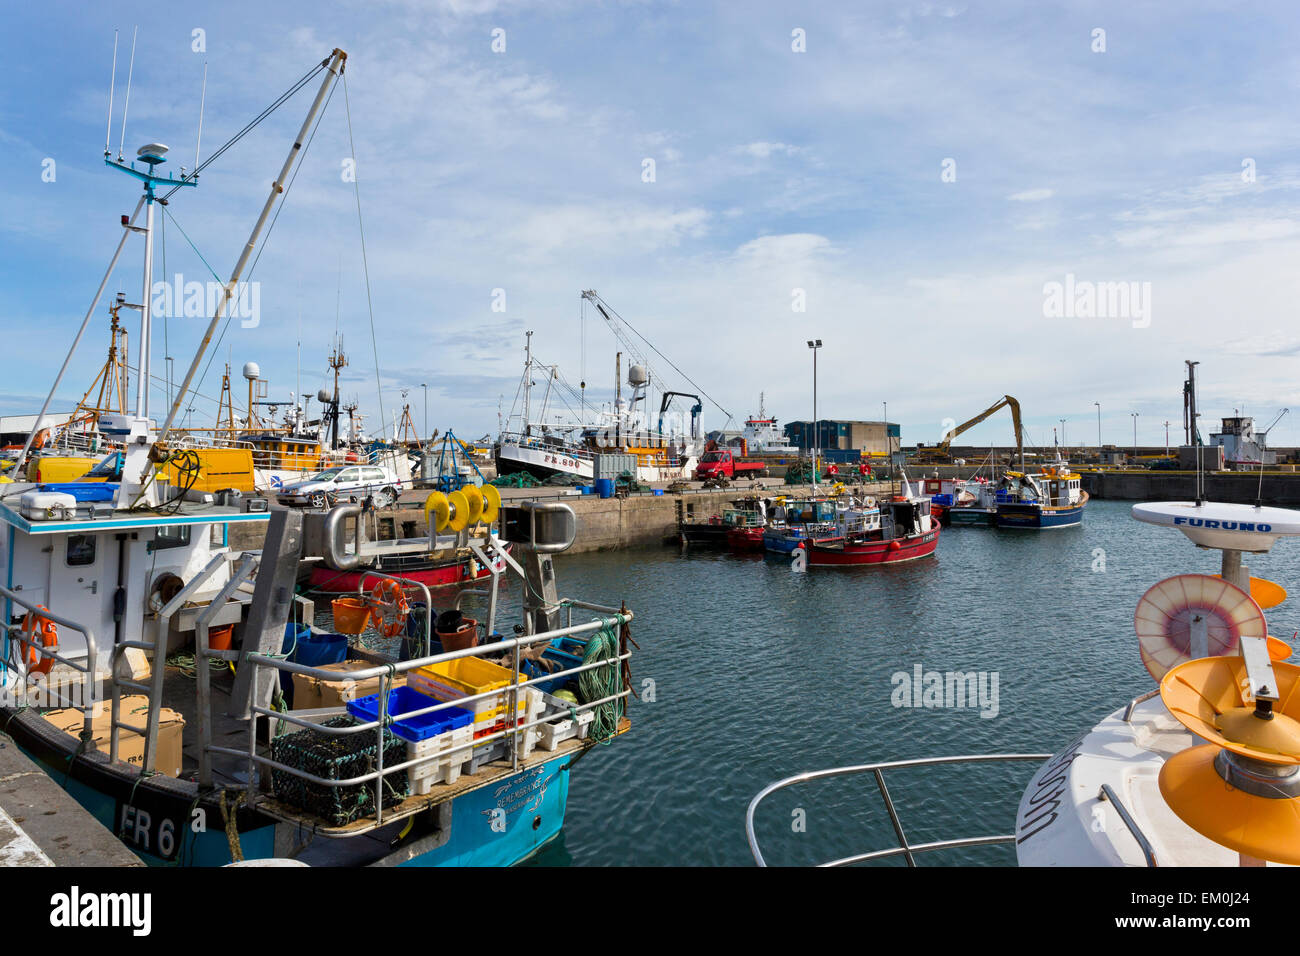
xmin=538 ymin=705 xmax=595 ymax=752
xmin=406 ymin=724 xmax=475 ymax=794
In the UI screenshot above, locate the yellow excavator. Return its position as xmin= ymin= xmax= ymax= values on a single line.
xmin=928 ymin=395 xmax=1025 ymax=463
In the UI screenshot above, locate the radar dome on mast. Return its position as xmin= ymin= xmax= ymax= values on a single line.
xmin=136 ymin=143 xmax=169 ymax=165
xmin=242 ymin=361 xmax=260 ymax=381
xmin=628 ymin=364 xmax=649 ymax=387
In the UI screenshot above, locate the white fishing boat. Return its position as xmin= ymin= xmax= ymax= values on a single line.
xmin=495 ymin=317 xmax=705 ymax=484
xmin=748 ymin=498 xmax=1300 ymax=867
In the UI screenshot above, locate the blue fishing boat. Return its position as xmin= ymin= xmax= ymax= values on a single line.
xmin=762 ymin=498 xmax=839 ymax=553
xmin=993 ymin=464 xmax=1088 ymax=529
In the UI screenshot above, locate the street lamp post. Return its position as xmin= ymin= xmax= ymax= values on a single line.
xmin=1059 ymin=418 xmax=1066 ymax=453
xmin=1164 ymin=420 xmax=1170 ymax=457
xmin=808 ymin=339 xmax=822 ymax=491
xmin=1131 ymin=412 xmax=1139 ymax=462
xmin=420 ymin=383 xmax=428 ymax=449
xmin=1094 ymin=402 xmax=1101 ymax=455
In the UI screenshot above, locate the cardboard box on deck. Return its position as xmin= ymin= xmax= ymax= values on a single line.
xmin=291 ymin=659 xmax=407 ymax=710
xmin=40 ymin=694 xmax=184 ymax=778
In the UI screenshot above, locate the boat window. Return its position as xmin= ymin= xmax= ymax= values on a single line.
xmin=66 ymin=534 xmax=96 ymax=567
xmin=152 ymin=525 xmax=192 ymax=552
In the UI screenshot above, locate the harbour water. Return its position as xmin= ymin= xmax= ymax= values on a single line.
xmin=504 ymin=499 xmax=1300 ymax=866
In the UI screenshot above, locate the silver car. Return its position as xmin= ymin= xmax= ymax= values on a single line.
xmin=277 ymin=464 xmax=403 ymax=509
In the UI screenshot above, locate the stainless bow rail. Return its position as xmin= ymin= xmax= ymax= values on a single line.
xmin=746 ymin=753 xmax=1051 ymax=867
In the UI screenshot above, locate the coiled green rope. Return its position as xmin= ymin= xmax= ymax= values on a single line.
xmin=577 ymin=621 xmax=623 ymax=743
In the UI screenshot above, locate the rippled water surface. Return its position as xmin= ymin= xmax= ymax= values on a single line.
xmin=476 ymin=500 xmax=1300 ymax=866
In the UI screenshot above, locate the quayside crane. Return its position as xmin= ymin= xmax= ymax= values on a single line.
xmin=933 ymin=395 xmax=1025 ymax=466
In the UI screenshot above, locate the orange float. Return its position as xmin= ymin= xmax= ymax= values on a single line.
xmin=20 ymin=608 xmax=58 ymax=676
xmin=369 ymin=579 xmax=411 ymax=638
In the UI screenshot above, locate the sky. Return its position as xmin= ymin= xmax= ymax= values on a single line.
xmin=2 ymin=0 xmax=1300 ymax=451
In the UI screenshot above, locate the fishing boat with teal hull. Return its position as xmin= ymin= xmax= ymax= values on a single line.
xmin=0 ymin=47 xmax=635 ymax=868
xmin=0 ymin=482 xmax=632 ymax=868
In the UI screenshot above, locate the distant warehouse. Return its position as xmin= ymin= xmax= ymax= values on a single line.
xmin=784 ymin=420 xmax=899 ymax=460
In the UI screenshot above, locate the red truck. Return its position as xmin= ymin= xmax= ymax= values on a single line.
xmin=693 ymin=449 xmax=769 ymax=481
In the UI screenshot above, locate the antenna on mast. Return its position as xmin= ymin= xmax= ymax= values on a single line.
xmin=117 ymin=26 xmax=138 ymax=161
xmin=105 ymin=30 xmax=119 ymax=158
xmin=193 ymin=60 xmax=207 ymax=180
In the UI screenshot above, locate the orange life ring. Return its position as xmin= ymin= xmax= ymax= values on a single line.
xmin=369 ymin=579 xmax=411 ymax=638
xmin=20 ymin=608 xmax=58 ymax=676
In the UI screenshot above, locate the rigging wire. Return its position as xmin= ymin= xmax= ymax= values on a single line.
xmin=585 ymin=292 xmax=734 ymax=428
xmin=160 ymin=60 xmax=328 ymax=202
xmin=341 ymin=71 xmax=387 ymax=440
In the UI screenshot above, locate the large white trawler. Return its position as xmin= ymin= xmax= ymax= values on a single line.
xmin=0 ymin=48 xmax=635 ymax=867
xmin=494 ymin=292 xmax=711 ymax=484
xmin=747 ymin=497 xmax=1300 ymax=867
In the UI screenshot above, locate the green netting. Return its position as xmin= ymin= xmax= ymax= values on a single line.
xmin=269 ymin=716 xmax=408 ymax=826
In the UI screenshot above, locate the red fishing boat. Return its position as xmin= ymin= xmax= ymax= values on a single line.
xmin=306 ymin=545 xmax=510 ymax=592
xmin=727 ymin=525 xmax=766 ymax=551
xmin=795 ymin=482 xmax=940 ymax=568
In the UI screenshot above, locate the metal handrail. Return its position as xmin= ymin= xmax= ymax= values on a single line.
xmin=352 ymin=570 xmax=435 ymax=658
xmin=1098 ymin=783 xmax=1158 ymax=866
xmin=1123 ymin=687 xmax=1161 ymax=722
xmin=224 ymin=671 xmax=631 ymax=790
xmin=0 ymin=586 xmax=100 ymax=744
xmin=746 ymin=753 xmax=1052 ymax=867
xmin=239 ymin=609 xmax=633 ymax=825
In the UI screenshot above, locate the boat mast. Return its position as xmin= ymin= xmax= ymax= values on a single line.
xmin=523 ymin=330 xmax=532 ymax=438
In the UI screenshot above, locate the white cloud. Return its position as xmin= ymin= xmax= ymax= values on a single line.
xmin=1007 ymin=188 xmax=1054 ymax=202
xmin=737 ymin=142 xmax=799 ymax=160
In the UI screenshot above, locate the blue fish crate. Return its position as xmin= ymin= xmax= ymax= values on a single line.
xmin=521 ymin=636 xmax=588 ymax=694
xmin=346 ymin=687 xmax=474 ymax=742
xmin=39 ymin=482 xmax=117 ymax=502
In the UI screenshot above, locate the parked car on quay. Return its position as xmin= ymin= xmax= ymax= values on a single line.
xmin=276 ymin=464 xmax=405 ymax=509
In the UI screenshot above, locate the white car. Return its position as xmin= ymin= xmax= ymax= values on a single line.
xmin=277 ymin=464 xmax=404 ymax=509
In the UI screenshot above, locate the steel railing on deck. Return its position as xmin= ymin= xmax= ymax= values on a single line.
xmin=0 ymin=586 xmax=100 ymax=745
xmin=206 ymin=602 xmax=633 ymax=829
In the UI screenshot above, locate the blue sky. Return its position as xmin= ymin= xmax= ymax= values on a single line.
xmin=3 ymin=0 xmax=1300 ymax=450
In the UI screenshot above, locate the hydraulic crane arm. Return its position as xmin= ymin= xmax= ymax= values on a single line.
xmin=937 ymin=395 xmax=1024 ymax=459
xmin=658 ymin=391 xmax=703 ymax=439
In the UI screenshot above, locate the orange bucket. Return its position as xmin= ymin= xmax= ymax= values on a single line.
xmin=209 ymin=624 xmax=235 ymax=651
xmin=331 ymin=597 xmax=372 ymax=635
